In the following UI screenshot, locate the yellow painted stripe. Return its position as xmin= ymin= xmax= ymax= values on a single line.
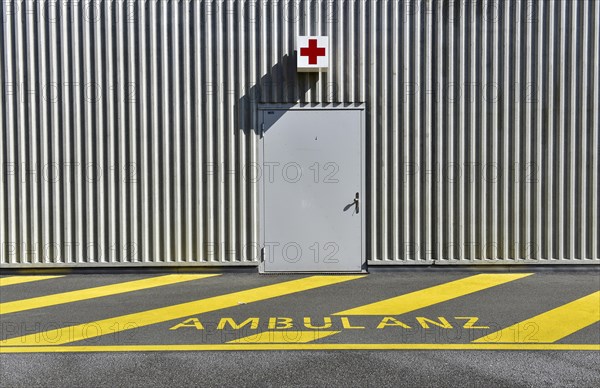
xmin=229 ymin=331 xmax=340 ymax=344
xmin=0 ymin=276 xmax=64 ymax=287
xmin=0 ymin=344 xmax=598 ymax=353
xmin=334 ymin=273 xmax=533 ymax=316
xmin=1 ymin=275 xmax=364 ymax=346
xmin=0 ymin=274 xmax=219 ymax=315
xmin=474 ymin=291 xmax=600 ymax=343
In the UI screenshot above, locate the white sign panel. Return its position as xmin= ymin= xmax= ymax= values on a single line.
xmin=297 ymin=36 xmax=329 ymax=72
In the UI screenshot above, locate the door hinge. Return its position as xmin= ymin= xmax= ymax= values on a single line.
xmin=260 ymin=247 xmax=265 ymax=262
xmin=260 ymin=122 xmax=265 ymax=138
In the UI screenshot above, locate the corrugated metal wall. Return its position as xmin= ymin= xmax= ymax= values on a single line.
xmin=1 ymin=0 xmax=598 ymax=267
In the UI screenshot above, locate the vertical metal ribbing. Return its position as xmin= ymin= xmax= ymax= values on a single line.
xmin=149 ymin=0 xmax=160 ymax=262
xmin=347 ymin=0 xmax=354 ymax=102
xmin=534 ymin=0 xmax=544 ymax=260
xmin=14 ymin=0 xmax=26 ymax=263
xmin=120 ymin=0 xmax=130 ymax=263
xmin=93 ymin=0 xmax=105 ymax=263
xmin=490 ymin=0 xmax=499 ymax=260
xmin=401 ymin=1 xmax=410 ymax=261
xmin=34 ymin=3 xmax=43 ymax=263
xmin=53 ymin=1 xmax=63 ymax=263
xmin=236 ymin=2 xmax=247 ymax=261
xmin=585 ymin=0 xmax=593 ymax=259
xmin=192 ymin=0 xmax=203 ymax=261
xmin=358 ymin=0 xmax=365 ymax=103
xmin=498 ymin=1 xmax=510 ymax=259
xmin=379 ymin=0 xmax=388 ymax=261
xmin=24 ymin=1 xmax=37 ymax=264
xmin=368 ymin=0 xmax=377 ymax=260
xmin=545 ymin=0 xmax=555 ymax=260
xmin=391 ymin=0 xmax=400 ymax=262
xmin=2 ymin=0 xmax=599 ymax=267
xmin=4 ymin=0 xmax=16 ymax=265
xmin=220 ymin=1 xmax=240 ymax=262
xmin=467 ymin=0 xmax=476 ymax=261
xmin=236 ymin=0 xmax=246 ymax=261
xmin=479 ymin=0 xmax=488 ymax=261
xmin=215 ymin=1 xmax=225 ymax=262
xmin=139 ymin=0 xmax=150 ymax=263
xmin=445 ymin=0 xmax=455 ymax=261
xmin=61 ymin=2 xmax=73 ymax=264
xmin=291 ymin=1 xmax=300 ymax=101
xmin=226 ymin=0 xmax=237 ymax=262
xmin=179 ymin=0 xmax=188 ymax=262
xmin=578 ymin=0 xmax=588 ymax=260
xmin=423 ymin=0 xmax=432 ymax=262
xmin=81 ymin=0 xmax=91 ymax=263
xmin=103 ymin=1 xmax=114 ymax=263
xmin=458 ymin=0 xmax=466 ymax=260
xmin=524 ymin=0 xmax=533 ymax=260
xmin=434 ymin=0 xmax=442 ymax=261
xmin=249 ymin=0 xmax=259 ymax=262
xmin=593 ymin=0 xmax=600 ymax=260
xmin=303 ymin=1 xmax=310 ymax=101
xmin=159 ymin=0 xmax=168 ymax=262
xmin=412 ymin=0 xmax=421 ymax=262
xmin=203 ymin=0 xmax=212 ymax=261
xmin=286 ymin=1 xmax=293 ymax=101
xmin=126 ymin=0 xmax=139 ymax=264
xmin=554 ymin=2 xmax=568 ymax=260
xmin=314 ymin=0 xmax=321 ymax=101
xmin=12 ymin=2 xmax=24 ymax=263
xmin=272 ymin=0 xmax=280 ymax=102
xmin=169 ymin=0 xmax=180 ymax=262
xmin=568 ymin=0 xmax=578 ymax=260
xmin=0 ymin=1 xmax=5 ymax=264
xmin=335 ymin=1 xmax=344 ymax=103
xmin=181 ymin=0 xmax=189 ymax=261
xmin=300 ymin=0 xmax=308 ymax=101
xmin=170 ymin=0 xmax=178 ymax=262
xmin=73 ymin=2 xmax=85 ymax=264
xmin=511 ymin=0 xmax=521 ymax=260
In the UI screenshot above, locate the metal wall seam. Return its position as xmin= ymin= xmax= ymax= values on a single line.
xmin=24 ymin=1 xmax=37 ymax=265
xmin=581 ymin=0 xmax=591 ymax=260
xmin=480 ymin=0 xmax=488 ymax=261
xmin=0 ymin=1 xmax=5 ymax=264
xmin=538 ymin=0 xmax=546 ymax=259
xmin=548 ymin=1 xmax=556 ymax=258
xmin=568 ymin=0 xmax=577 ymax=260
xmin=588 ymin=2 xmax=600 ymax=259
xmin=1 ymin=0 xmax=599 ymax=267
xmin=434 ymin=0 xmax=443 ymax=261
xmin=391 ymin=0 xmax=400 ymax=262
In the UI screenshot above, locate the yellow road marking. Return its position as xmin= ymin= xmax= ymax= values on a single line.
xmin=474 ymin=291 xmax=600 ymax=343
xmin=334 ymin=273 xmax=533 ymax=316
xmin=0 ymin=344 xmax=597 ymax=353
xmin=0 ymin=276 xmax=64 ymax=287
xmin=1 ymin=275 xmax=364 ymax=346
xmin=0 ymin=275 xmax=219 ymax=315
xmin=229 ymin=330 xmax=340 ymax=344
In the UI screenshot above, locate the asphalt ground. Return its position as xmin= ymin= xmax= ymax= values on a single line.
xmin=0 ymin=269 xmax=599 ymax=387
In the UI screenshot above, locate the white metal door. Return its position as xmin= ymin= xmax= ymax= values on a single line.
xmin=260 ymin=106 xmax=365 ymax=272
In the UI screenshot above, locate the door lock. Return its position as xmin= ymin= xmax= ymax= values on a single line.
xmin=353 ymin=192 xmax=360 ymax=214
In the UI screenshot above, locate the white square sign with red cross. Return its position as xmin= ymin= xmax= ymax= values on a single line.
xmin=297 ymin=36 xmax=329 ymax=72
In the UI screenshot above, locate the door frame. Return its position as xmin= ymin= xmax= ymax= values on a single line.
xmin=257 ymin=103 xmax=367 ymax=273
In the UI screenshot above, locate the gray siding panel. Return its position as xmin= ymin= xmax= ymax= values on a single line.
xmin=1 ymin=0 xmax=599 ymax=267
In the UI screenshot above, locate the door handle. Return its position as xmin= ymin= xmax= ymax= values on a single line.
xmin=353 ymin=192 xmax=360 ymax=214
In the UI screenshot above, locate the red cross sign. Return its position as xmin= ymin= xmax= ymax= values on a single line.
xmin=297 ymin=36 xmax=329 ymax=72
xmin=301 ymin=39 xmax=326 ymax=64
